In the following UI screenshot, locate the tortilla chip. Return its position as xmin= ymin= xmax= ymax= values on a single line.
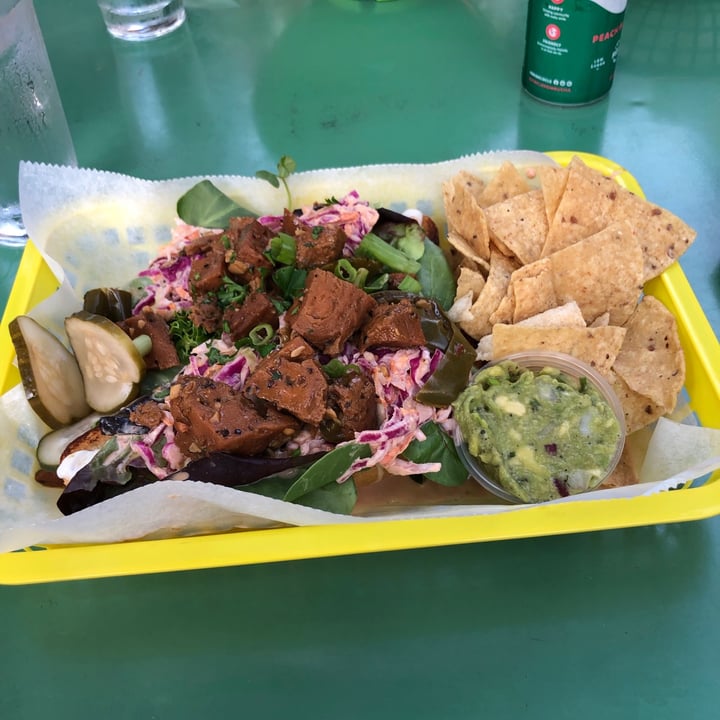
xmin=540 ymin=156 xmax=696 ymax=275
xmin=449 ymin=267 xmax=487 ymax=324
xmin=491 ymin=324 xmax=626 ymax=376
xmin=483 ymin=189 xmax=548 ymax=265
xmin=613 ymin=190 xmax=697 ymax=283
xmin=541 ymin=156 xmax=620 ymax=257
xmin=442 ymin=178 xmax=491 ymax=262
xmin=457 ymin=255 xmax=485 ymax=274
xmin=475 ymin=334 xmax=494 ymax=362
xmin=446 ymin=231 xmax=490 ymax=272
xmin=475 ymin=301 xmax=587 ymax=361
xmin=612 ymin=295 xmax=685 ymax=412
xmin=447 ymin=291 xmax=475 ymax=324
xmin=456 ymin=266 xmax=486 ymax=303
xmin=608 ymin=369 xmax=665 ymax=434
xmin=599 ymin=446 xmax=639 ymax=488
xmin=478 ymin=161 xmax=531 ymax=207
xmin=537 ymin=164 xmax=569 ymax=227
xmin=459 ymin=250 xmax=517 ymax=340
xmin=489 ymin=235 xmax=516 ymax=258
xmin=547 ymin=222 xmax=643 ymax=326
xmin=488 ymin=285 xmax=515 ymax=326
xmin=527 ymin=300 xmax=586 ymax=327
xmin=452 ymin=170 xmax=486 ymax=205
xmin=589 ymin=312 xmax=610 ymax=327
xmin=509 ymin=258 xmax=557 ymax=323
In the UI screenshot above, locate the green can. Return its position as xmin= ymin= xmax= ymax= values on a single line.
xmin=522 ymin=0 xmax=627 ymax=106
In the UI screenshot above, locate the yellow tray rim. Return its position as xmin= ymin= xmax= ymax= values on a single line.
xmin=1 ymin=150 xmax=719 ymax=585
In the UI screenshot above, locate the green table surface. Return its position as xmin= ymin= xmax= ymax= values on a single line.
xmin=2 ymin=1 xmax=720 ymax=717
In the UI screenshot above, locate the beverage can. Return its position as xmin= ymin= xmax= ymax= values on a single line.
xmin=522 ymin=0 xmax=628 ymax=106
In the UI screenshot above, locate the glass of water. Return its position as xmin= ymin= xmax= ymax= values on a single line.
xmin=97 ymin=0 xmax=186 ymax=42
xmin=0 ymin=0 xmax=77 ymax=246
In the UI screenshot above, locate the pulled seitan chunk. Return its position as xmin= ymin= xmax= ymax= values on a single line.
xmin=292 ymin=269 xmax=376 ymax=354
xmin=182 ymin=230 xmax=223 ymax=257
xmin=223 ymin=291 xmax=279 ymax=342
xmin=244 ymin=337 xmax=327 ymax=426
xmin=225 ymin=218 xmax=274 ymax=282
xmin=61 ymin=426 xmax=107 ymax=461
xmin=168 ymin=375 xmax=299 ymax=457
xmin=361 ymin=298 xmax=426 ymax=351
xmin=190 ymin=239 xmax=227 ymax=295
xmin=190 ymin=296 xmax=223 ymax=334
xmin=322 ymin=370 xmax=379 ymax=442
xmin=119 ymin=309 xmax=180 ymax=370
xmin=294 ymin=223 xmax=347 ymax=269
xmin=128 ymin=399 xmax=166 ymax=429
xmin=281 ymin=211 xmax=347 ymax=267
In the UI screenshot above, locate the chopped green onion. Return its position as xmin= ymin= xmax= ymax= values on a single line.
xmin=353 ymin=268 xmax=369 ymax=288
xmin=397 ymin=275 xmax=422 ymax=294
xmin=335 ymin=259 xmax=358 ymax=283
xmin=395 ymin=225 xmax=427 ymax=261
xmin=269 ymin=232 xmax=297 ymax=265
xmin=356 ymin=232 xmax=421 ymax=275
xmin=249 ymin=323 xmax=275 ymax=347
xmin=335 ymin=261 xmax=369 ymax=289
xmin=364 ymin=273 xmax=389 ymax=293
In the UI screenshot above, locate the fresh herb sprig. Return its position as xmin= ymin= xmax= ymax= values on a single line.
xmin=256 ymin=155 xmax=297 ymax=210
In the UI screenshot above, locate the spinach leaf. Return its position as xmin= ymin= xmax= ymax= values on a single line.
xmin=400 ymin=422 xmax=468 ymax=487
xmin=170 ymin=451 xmax=326 ymax=487
xmin=284 ymin=442 xmax=371 ymax=502
xmin=243 ymin=473 xmax=357 ymax=515
xmin=176 ymin=179 xmax=257 ymax=228
xmin=417 ymin=238 xmax=455 ymax=311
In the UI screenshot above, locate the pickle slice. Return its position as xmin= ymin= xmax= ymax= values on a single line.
xmin=65 ymin=310 xmax=148 ymax=413
xmin=9 ymin=315 xmax=91 ymax=429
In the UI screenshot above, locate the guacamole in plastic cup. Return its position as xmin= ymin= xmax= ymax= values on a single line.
xmin=453 ymin=351 xmax=626 ymax=504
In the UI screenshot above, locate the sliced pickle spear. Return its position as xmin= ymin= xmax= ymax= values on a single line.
xmin=65 ymin=310 xmax=149 ymax=413
xmin=83 ymin=287 xmax=134 ymax=322
xmin=36 ymin=411 xmax=103 ymax=470
xmin=9 ymin=315 xmax=91 ymax=429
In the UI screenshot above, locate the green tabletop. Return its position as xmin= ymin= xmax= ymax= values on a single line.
xmin=2 ymin=1 xmax=720 ymax=717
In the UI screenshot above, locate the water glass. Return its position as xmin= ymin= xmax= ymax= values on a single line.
xmin=0 ymin=0 xmax=76 ymax=246
xmin=97 ymin=0 xmax=186 ymax=42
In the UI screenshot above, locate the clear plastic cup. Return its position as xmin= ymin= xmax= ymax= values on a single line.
xmin=454 ymin=351 xmax=626 ymax=504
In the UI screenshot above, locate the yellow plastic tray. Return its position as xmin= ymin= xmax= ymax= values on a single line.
xmin=1 ymin=151 xmax=719 ymax=585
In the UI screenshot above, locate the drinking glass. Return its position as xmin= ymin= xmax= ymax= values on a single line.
xmin=97 ymin=0 xmax=186 ymax=42
xmin=0 ymin=0 xmax=77 ymax=246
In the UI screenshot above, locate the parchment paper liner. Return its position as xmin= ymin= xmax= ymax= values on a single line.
xmin=0 ymin=151 xmax=716 ymax=553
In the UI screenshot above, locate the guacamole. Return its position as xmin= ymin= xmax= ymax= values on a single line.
xmin=453 ymin=361 xmax=622 ymax=503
